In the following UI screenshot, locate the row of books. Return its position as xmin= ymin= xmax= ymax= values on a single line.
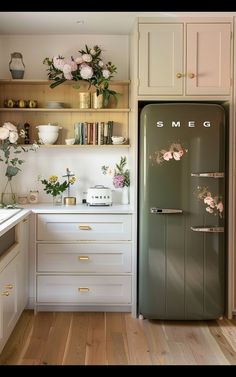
xmin=74 ymin=121 xmax=114 ymax=145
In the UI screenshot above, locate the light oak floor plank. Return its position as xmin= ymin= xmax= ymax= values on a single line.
xmin=85 ymin=312 xmax=107 ymax=365
xmin=1 ymin=311 xmax=236 ymax=365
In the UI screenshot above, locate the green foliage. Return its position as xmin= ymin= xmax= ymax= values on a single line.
xmin=41 ymin=178 xmax=69 ymax=197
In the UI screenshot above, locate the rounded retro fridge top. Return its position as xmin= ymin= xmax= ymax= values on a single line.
xmin=138 ymin=103 xmax=225 ymax=320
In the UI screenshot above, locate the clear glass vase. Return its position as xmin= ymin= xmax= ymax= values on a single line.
xmin=1 ymin=179 xmax=17 ymax=207
xmin=52 ymin=194 xmax=62 ymax=206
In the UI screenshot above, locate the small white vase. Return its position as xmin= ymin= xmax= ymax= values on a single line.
xmin=121 ymin=186 xmax=129 ymax=205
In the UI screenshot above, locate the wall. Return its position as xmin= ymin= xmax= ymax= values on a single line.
xmin=0 ymin=34 xmax=130 ymax=203
xmin=0 ymin=34 xmax=129 ymax=79
xmin=0 ymin=148 xmax=130 ymax=204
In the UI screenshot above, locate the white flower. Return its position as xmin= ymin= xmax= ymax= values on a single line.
xmin=75 ymin=56 xmax=83 ymax=64
xmin=80 ymin=65 xmax=93 ymax=79
xmin=53 ymin=56 xmax=65 ymax=70
xmin=9 ymin=131 xmax=19 ymax=143
xmin=0 ymin=127 xmax=10 ymax=140
xmin=62 ymin=63 xmax=73 ymax=74
xmin=3 ymin=122 xmax=17 ymax=131
xmin=99 ymin=60 xmax=104 ymax=67
xmin=82 ymin=53 xmax=92 ymax=62
xmin=102 ymin=69 xmax=110 ymax=79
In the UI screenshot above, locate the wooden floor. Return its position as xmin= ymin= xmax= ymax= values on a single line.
xmin=1 ymin=310 xmax=236 ymax=365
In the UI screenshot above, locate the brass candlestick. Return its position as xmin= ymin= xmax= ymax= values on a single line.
xmin=62 ymin=168 xmax=76 ymax=205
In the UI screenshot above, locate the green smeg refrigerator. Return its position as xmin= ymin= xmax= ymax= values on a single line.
xmin=139 ymin=103 xmax=226 ymax=319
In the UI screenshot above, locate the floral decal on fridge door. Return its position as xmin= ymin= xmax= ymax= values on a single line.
xmin=195 ymin=186 xmax=224 ymax=218
xmin=150 ymin=143 xmax=188 ymax=165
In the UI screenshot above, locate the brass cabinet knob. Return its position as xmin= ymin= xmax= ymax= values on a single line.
xmin=176 ymin=73 xmax=183 ymax=79
xmin=4 ymin=284 xmax=13 ymax=289
xmin=2 ymin=291 xmax=10 ymax=296
xmin=188 ymin=73 xmax=195 ymax=79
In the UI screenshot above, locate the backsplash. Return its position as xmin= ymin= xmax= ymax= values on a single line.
xmin=0 ymin=148 xmax=130 ymax=204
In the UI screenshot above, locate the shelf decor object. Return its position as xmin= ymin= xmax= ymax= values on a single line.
xmin=9 ymin=52 xmax=25 ymax=79
xmin=43 ymin=44 xmax=117 ymax=107
xmin=62 ymin=168 xmax=77 ymax=205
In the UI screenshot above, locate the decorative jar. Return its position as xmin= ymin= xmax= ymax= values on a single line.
xmin=28 ymin=190 xmax=39 ymax=204
xmin=91 ymin=92 xmax=103 ymax=109
xmin=79 ymin=92 xmax=91 ymax=109
xmin=9 ymin=52 xmax=25 ymax=79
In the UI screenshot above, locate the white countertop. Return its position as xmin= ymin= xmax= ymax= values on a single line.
xmin=21 ymin=203 xmax=134 ymax=214
xmin=0 ymin=209 xmax=31 ymax=237
xmin=0 ymin=203 xmax=134 ymax=236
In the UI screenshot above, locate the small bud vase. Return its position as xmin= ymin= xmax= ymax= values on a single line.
xmin=121 ymin=186 xmax=129 ymax=205
xmin=53 ymin=194 xmax=62 ymax=206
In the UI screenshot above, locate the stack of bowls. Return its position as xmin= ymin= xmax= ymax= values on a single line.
xmin=36 ymin=124 xmax=62 ymax=145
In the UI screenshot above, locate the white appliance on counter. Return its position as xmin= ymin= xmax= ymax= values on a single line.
xmin=87 ymin=185 xmax=112 ymax=206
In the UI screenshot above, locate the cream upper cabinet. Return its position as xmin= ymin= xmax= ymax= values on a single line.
xmin=186 ymin=23 xmax=231 ymax=95
xmin=139 ymin=23 xmax=184 ymax=95
xmin=138 ymin=22 xmax=231 ymax=96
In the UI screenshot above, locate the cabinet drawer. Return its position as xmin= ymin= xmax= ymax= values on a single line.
xmin=37 ymin=214 xmax=132 ymax=241
xmin=37 ymin=275 xmax=132 ymax=304
xmin=37 ymin=243 xmax=132 ymax=273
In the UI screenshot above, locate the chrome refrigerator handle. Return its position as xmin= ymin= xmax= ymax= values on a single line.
xmin=191 ymin=172 xmax=224 ymax=178
xmin=150 ymin=208 xmax=183 ymax=214
xmin=190 ymin=226 xmax=224 ymax=233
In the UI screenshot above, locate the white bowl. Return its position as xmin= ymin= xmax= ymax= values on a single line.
xmin=38 ymin=132 xmax=59 ymax=145
xmin=112 ymin=136 xmax=126 ymax=144
xmin=65 ymin=138 xmax=75 ymax=145
xmin=36 ymin=124 xmax=61 ymax=132
xmin=46 ymin=101 xmax=65 ymax=109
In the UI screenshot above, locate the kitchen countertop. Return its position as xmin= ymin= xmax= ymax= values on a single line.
xmin=0 ymin=209 xmax=31 ymax=237
xmin=0 ymin=203 xmax=134 ymax=236
xmin=21 ymin=203 xmax=134 ymax=214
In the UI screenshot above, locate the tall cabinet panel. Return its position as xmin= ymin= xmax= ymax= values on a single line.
xmin=138 ymin=24 xmax=184 ymax=95
xmin=186 ymin=24 xmax=231 ymax=95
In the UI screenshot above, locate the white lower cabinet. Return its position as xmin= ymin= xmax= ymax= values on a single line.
xmin=37 ymin=275 xmax=131 ymax=304
xmin=0 ymin=253 xmax=18 ymax=352
xmin=0 ymin=217 xmax=29 ymax=353
xmin=36 ymin=213 xmax=132 ymax=310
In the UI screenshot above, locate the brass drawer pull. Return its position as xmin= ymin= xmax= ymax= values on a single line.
xmin=4 ymin=284 xmax=13 ymax=289
xmin=2 ymin=291 xmax=10 ymax=296
xmin=78 ymin=256 xmax=90 ymax=261
xmin=79 ymin=225 xmax=92 ymax=230
xmin=78 ymin=287 xmax=90 ymax=292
